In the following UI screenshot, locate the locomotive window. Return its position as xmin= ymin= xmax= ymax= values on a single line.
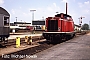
xmin=4 ymin=17 xmax=9 ymax=26
xmin=64 ymin=16 xmax=67 ymax=19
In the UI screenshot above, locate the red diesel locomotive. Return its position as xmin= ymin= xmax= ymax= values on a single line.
xmin=43 ymin=13 xmax=75 ymax=43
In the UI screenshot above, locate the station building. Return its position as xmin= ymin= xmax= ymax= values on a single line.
xmin=32 ymin=20 xmax=45 ymax=30
xmin=74 ymin=24 xmax=81 ymax=31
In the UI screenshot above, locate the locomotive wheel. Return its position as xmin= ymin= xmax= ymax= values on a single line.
xmin=4 ymin=38 xmax=8 ymax=44
xmin=2 ymin=37 xmax=5 ymax=43
xmin=1 ymin=37 xmax=3 ymax=42
xmin=66 ymin=35 xmax=71 ymax=40
xmin=1 ymin=37 xmax=8 ymax=44
xmin=66 ymin=34 xmax=74 ymax=40
xmin=51 ymin=37 xmax=62 ymax=44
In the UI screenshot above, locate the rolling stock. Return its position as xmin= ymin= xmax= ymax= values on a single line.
xmin=43 ymin=13 xmax=75 ymax=43
xmin=0 ymin=7 xmax=10 ymax=43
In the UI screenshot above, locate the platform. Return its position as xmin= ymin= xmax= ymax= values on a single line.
xmin=0 ymin=33 xmax=42 ymax=57
xmin=9 ymin=33 xmax=42 ymax=40
xmin=22 ymin=33 xmax=90 ymax=60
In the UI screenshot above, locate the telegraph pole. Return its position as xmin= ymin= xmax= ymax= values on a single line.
xmin=42 ymin=16 xmax=44 ymax=20
xmin=15 ymin=17 xmax=17 ymax=22
xmin=30 ymin=10 xmax=36 ymax=34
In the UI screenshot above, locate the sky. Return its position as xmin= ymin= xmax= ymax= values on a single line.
xmin=0 ymin=0 xmax=90 ymax=25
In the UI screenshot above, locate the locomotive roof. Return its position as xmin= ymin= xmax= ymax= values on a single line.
xmin=0 ymin=7 xmax=10 ymax=16
xmin=55 ymin=13 xmax=72 ymax=18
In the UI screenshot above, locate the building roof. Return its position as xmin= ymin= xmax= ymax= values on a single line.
xmin=74 ymin=24 xmax=81 ymax=27
xmin=14 ymin=22 xmax=31 ymax=24
xmin=0 ymin=7 xmax=10 ymax=16
xmin=32 ymin=20 xmax=45 ymax=25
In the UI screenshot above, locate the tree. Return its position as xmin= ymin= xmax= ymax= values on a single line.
xmin=81 ymin=23 xmax=89 ymax=30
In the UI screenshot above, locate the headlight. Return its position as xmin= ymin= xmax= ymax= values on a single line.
xmin=45 ymin=27 xmax=47 ymax=31
xmin=58 ymin=27 xmax=60 ymax=31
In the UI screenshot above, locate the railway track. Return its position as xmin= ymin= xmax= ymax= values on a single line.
xmin=0 ymin=36 xmax=44 ymax=48
xmin=0 ymin=30 xmax=88 ymax=46
xmin=0 ymin=31 xmax=88 ymax=48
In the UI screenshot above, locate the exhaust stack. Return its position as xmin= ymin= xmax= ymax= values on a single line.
xmin=66 ymin=2 xmax=67 ymax=15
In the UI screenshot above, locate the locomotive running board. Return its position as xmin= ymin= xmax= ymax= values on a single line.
xmin=43 ymin=32 xmax=75 ymax=34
